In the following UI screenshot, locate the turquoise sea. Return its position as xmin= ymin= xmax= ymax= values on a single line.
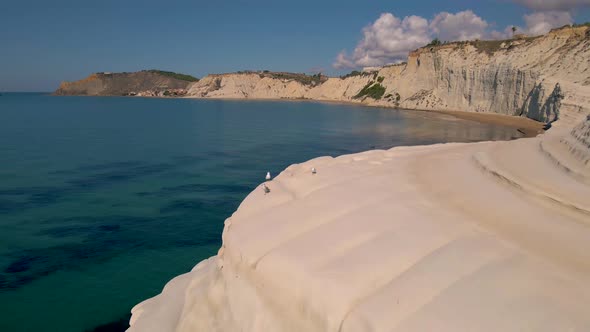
xmin=0 ymin=93 xmax=524 ymax=331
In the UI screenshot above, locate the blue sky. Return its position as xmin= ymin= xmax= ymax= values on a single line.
xmin=1 ymin=0 xmax=589 ymax=91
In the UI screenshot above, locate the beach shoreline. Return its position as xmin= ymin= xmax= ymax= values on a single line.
xmin=183 ymin=95 xmax=545 ymax=137
xmin=54 ymin=92 xmax=543 ymax=137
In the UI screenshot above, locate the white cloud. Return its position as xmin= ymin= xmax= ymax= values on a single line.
xmin=334 ymin=11 xmax=489 ymax=69
xmin=334 ymin=7 xmax=578 ymax=69
xmin=513 ymin=0 xmax=590 ymax=11
xmin=490 ymin=26 xmax=516 ymax=40
xmin=491 ymin=10 xmax=573 ymax=38
xmin=333 ymin=52 xmax=355 ymax=69
xmin=430 ymin=10 xmax=489 ymax=41
xmin=334 ymin=13 xmax=431 ymax=68
xmin=523 ymin=11 xmax=573 ymax=35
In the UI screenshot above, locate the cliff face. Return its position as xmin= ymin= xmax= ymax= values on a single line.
xmin=187 ymin=74 xmax=310 ymax=99
xmin=129 ymin=27 xmax=590 ymax=332
xmin=187 ymin=26 xmax=590 ymax=124
xmin=54 ymin=70 xmax=196 ymax=96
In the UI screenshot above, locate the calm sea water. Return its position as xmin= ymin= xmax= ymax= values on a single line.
xmin=0 ymin=93 xmax=523 ymax=331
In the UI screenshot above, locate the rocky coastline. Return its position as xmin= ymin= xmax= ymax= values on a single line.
xmin=126 ymin=26 xmax=590 ymax=331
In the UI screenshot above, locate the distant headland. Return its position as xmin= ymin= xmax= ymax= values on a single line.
xmin=54 ymin=70 xmax=198 ymax=97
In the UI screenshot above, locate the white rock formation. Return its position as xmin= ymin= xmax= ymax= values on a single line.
xmin=129 ymin=26 xmax=590 ymax=331
xmin=187 ymin=26 xmax=590 ymax=124
xmin=187 ymin=74 xmax=309 ymax=99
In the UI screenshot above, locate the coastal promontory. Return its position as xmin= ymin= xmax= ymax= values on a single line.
xmin=128 ymin=26 xmax=590 ymax=331
xmin=54 ymin=70 xmax=198 ymax=96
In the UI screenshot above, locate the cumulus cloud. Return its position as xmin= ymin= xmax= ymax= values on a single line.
xmin=513 ymin=0 xmax=590 ymax=11
xmin=333 ymin=52 xmax=355 ymax=69
xmin=334 ymin=7 xmax=578 ymax=69
xmin=511 ymin=0 xmax=583 ymax=36
xmin=334 ymin=11 xmax=489 ymax=69
xmin=430 ymin=10 xmax=489 ymax=41
xmin=333 ymin=13 xmax=430 ymax=69
xmin=489 ymin=26 xmax=516 ymax=40
xmin=490 ymin=10 xmax=573 ymax=39
xmin=523 ymin=11 xmax=573 ymax=35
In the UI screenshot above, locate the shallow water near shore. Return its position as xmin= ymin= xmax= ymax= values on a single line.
xmin=0 ymin=93 xmax=524 ymax=331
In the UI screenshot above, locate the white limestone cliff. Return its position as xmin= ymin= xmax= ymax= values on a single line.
xmin=187 ymin=26 xmax=589 ymax=124
xmin=129 ymin=26 xmax=590 ymax=331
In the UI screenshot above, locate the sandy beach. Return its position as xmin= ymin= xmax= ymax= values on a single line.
xmin=417 ymin=109 xmax=546 ymax=137
xmin=182 ymin=93 xmax=547 ymax=138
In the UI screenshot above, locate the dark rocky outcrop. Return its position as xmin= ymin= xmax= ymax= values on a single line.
xmin=54 ymin=70 xmax=197 ymax=96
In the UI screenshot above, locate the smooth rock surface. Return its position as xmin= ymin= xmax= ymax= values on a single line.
xmin=130 ymin=27 xmax=590 ymax=331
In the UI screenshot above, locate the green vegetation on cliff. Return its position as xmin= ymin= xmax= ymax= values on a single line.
xmin=340 ymin=70 xmax=362 ymax=79
xmin=265 ymin=72 xmax=324 ymax=86
xmin=426 ymin=38 xmax=442 ymax=47
xmin=339 ymin=70 xmax=379 ymax=79
xmin=146 ymin=70 xmax=199 ymax=82
xmin=233 ymin=70 xmax=326 ymax=86
xmin=354 ymin=82 xmax=386 ymax=100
